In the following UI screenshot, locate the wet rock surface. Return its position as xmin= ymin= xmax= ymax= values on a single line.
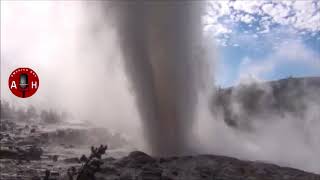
xmin=94 ymin=152 xmax=320 ymax=180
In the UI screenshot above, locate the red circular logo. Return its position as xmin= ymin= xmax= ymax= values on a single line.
xmin=8 ymin=68 xmax=39 ymax=98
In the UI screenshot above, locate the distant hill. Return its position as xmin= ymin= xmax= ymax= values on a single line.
xmin=212 ymin=77 xmax=320 ymax=131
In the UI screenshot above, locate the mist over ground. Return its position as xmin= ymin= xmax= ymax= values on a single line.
xmin=1 ymin=1 xmax=319 ymax=174
xmin=1 ymin=1 xmax=143 ymax=145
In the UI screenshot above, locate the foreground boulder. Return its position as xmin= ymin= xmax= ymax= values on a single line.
xmin=94 ymin=152 xmax=320 ymax=180
xmin=115 ymin=151 xmax=155 ymax=168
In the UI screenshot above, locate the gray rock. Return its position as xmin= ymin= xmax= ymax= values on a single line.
xmin=98 ymin=152 xmax=320 ymax=180
xmin=63 ymin=157 xmax=80 ymax=164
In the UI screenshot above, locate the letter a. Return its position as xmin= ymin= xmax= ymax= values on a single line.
xmin=10 ymin=81 xmax=17 ymax=89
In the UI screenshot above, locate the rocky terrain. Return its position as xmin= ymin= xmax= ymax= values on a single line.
xmin=1 ymin=115 xmax=320 ymax=180
xmin=90 ymin=151 xmax=319 ymax=180
xmin=0 ymin=119 xmax=129 ymax=180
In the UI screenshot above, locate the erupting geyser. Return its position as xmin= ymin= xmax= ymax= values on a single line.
xmin=111 ymin=2 xmax=208 ymax=156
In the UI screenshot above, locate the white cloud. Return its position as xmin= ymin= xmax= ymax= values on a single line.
xmin=261 ymin=3 xmax=273 ymax=14
xmin=231 ymin=1 xmax=264 ymax=15
xmin=205 ymin=0 xmax=320 ymax=45
xmin=240 ymin=14 xmax=255 ymax=24
xmin=238 ymin=40 xmax=320 ymax=82
xmin=239 ymin=58 xmax=274 ymax=82
xmin=263 ymin=3 xmax=291 ymax=24
xmin=276 ymin=41 xmax=320 ymax=68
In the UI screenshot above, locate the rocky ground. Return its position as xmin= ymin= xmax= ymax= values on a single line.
xmin=1 ymin=119 xmax=320 ymax=180
xmin=94 ymin=151 xmax=320 ymax=180
xmin=0 ymin=119 xmax=129 ymax=180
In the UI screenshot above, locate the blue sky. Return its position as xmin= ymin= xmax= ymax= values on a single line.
xmin=204 ymin=0 xmax=320 ymax=87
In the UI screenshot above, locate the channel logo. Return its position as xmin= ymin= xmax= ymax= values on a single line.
xmin=8 ymin=68 xmax=39 ymax=98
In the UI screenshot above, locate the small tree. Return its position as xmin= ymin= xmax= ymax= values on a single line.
xmin=76 ymin=145 xmax=108 ymax=180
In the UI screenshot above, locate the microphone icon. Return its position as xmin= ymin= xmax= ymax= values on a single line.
xmin=19 ymin=73 xmax=29 ymax=98
xmin=9 ymin=68 xmax=39 ymax=98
